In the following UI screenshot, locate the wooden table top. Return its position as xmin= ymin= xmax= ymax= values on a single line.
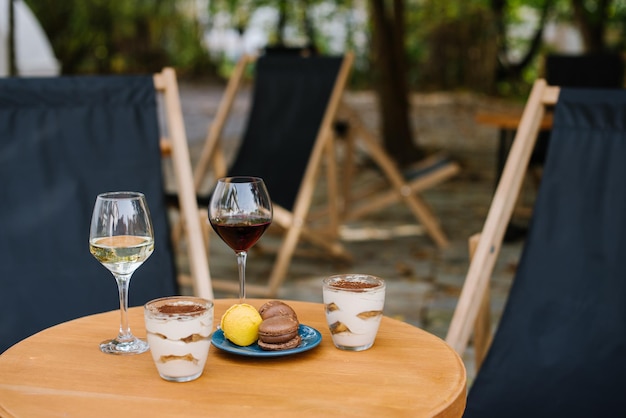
xmin=475 ymin=110 xmax=553 ymax=130
xmin=0 ymin=299 xmax=466 ymax=418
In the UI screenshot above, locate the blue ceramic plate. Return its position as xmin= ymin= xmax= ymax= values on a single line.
xmin=211 ymin=324 xmax=322 ymax=357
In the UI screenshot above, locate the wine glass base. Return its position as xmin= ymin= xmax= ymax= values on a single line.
xmin=100 ymin=337 xmax=149 ymax=355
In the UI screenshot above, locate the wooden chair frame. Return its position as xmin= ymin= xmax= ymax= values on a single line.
xmin=335 ymin=103 xmax=461 ymax=248
xmin=445 ymin=79 xmax=559 ymax=371
xmin=193 ymin=54 xmax=354 ymax=297
xmin=155 ymin=68 xmax=213 ymax=299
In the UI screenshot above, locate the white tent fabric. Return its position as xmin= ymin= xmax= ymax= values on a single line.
xmin=0 ymin=0 xmax=59 ymax=76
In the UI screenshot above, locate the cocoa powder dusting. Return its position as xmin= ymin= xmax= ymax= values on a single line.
xmin=332 ymin=280 xmax=379 ymax=290
xmin=157 ymin=304 xmax=205 ymax=315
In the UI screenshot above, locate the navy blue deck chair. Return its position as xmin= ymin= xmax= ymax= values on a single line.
xmin=545 ymin=52 xmax=624 ymax=88
xmin=530 ymin=52 xmax=625 ymax=168
xmin=446 ymin=80 xmax=626 ymax=416
xmin=257 ymin=46 xmax=461 ymax=249
xmin=190 ymin=53 xmax=354 ymax=297
xmin=0 ymin=69 xmax=211 ymax=353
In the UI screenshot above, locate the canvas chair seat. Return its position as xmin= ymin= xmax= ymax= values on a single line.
xmin=0 ymin=69 xmax=211 ymax=353
xmin=224 ymin=55 xmax=344 ymax=212
xmin=402 ymin=153 xmax=454 ymax=181
xmin=530 ymin=52 xmax=624 ymax=168
xmin=446 ymin=80 xmax=626 ymax=416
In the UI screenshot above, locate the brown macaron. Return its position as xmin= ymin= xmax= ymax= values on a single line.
xmin=258 ymin=300 xmax=298 ymax=321
xmin=257 ymin=316 xmax=301 ymax=351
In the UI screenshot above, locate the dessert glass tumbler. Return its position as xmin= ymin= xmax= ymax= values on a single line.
xmin=322 ymin=274 xmax=386 ymax=351
xmin=144 ymin=296 xmax=214 ymax=382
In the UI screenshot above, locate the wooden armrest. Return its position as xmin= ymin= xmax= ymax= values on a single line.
xmin=469 ymin=232 xmax=492 ymax=372
xmin=160 ymin=138 xmax=172 ymax=157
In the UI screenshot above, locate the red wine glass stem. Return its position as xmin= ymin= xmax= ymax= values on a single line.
xmin=236 ymin=251 xmax=247 ymax=302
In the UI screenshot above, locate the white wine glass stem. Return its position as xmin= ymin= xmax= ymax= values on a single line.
xmin=236 ymin=251 xmax=247 ymax=302
xmin=114 ymin=272 xmax=133 ymax=342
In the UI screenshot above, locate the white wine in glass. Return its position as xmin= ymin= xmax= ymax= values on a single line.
xmin=209 ymin=177 xmax=272 ymax=301
xmin=89 ymin=191 xmax=154 ymax=354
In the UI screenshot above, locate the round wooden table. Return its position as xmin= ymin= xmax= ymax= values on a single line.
xmin=0 ymin=299 xmax=466 ymax=417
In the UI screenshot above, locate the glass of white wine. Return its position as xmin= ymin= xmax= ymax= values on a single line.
xmin=89 ymin=191 xmax=154 ymax=354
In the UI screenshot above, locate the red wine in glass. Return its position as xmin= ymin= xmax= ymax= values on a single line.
xmin=209 ymin=177 xmax=272 ymax=300
xmin=211 ymin=217 xmax=271 ymax=252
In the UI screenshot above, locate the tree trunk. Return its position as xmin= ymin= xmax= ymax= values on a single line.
xmin=301 ymin=0 xmax=315 ymax=46
xmin=369 ymin=0 xmax=424 ymax=166
xmin=9 ymin=0 xmax=17 ymax=76
xmin=494 ymin=0 xmax=554 ymax=81
xmin=276 ymin=0 xmax=287 ymax=45
xmin=571 ymin=0 xmax=610 ymax=52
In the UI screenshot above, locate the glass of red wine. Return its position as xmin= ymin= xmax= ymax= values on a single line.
xmin=209 ymin=177 xmax=272 ymax=300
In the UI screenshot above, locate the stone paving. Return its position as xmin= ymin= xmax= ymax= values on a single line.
xmin=171 ymin=81 xmax=530 ymax=382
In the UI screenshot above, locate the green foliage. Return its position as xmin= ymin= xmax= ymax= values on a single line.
xmin=407 ymin=1 xmax=497 ymax=90
xmin=20 ymin=0 xmax=626 ymax=94
xmin=24 ymin=0 xmax=214 ymax=75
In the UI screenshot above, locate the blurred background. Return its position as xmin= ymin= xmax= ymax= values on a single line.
xmin=4 ymin=0 xmax=626 ymax=167
xmin=4 ymin=1 xmax=624 ymax=366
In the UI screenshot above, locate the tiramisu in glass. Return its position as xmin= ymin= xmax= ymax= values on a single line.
xmin=144 ymin=296 xmax=213 ymax=382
